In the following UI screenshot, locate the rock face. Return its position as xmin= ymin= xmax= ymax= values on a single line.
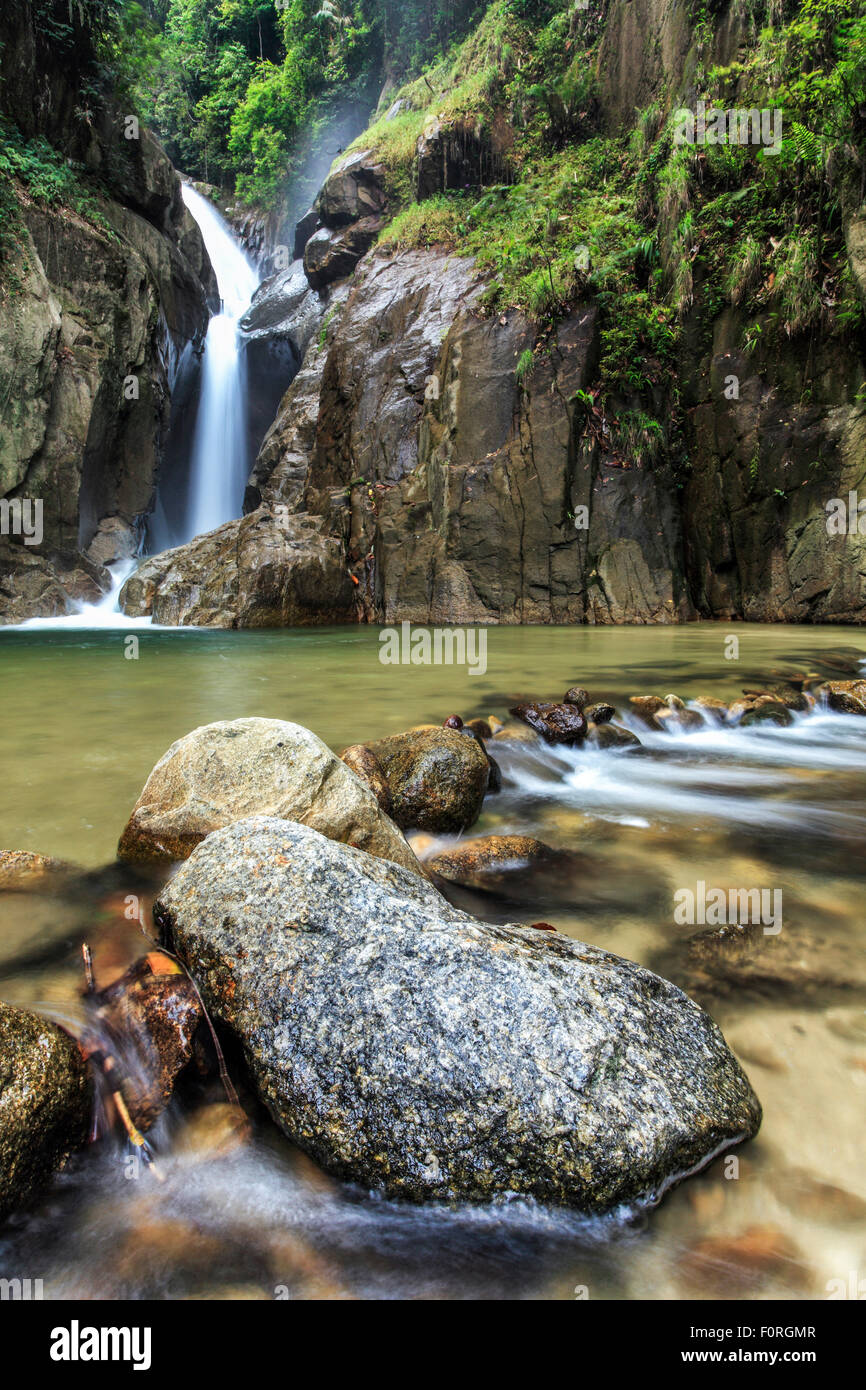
xmin=0 ymin=3 xmax=214 ymax=623
xmin=119 ymin=507 xmax=356 ymax=628
xmin=251 ymin=247 xmax=693 ymax=625
xmin=155 ymin=817 xmax=762 ymax=1209
xmin=349 ymin=727 xmax=490 ymax=833
xmin=117 ymin=717 xmax=422 ymax=877
xmin=0 ymin=1002 xmax=92 ymax=1222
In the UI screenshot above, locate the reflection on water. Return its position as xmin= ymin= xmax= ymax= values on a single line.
xmin=0 ymin=623 xmax=865 ymax=1299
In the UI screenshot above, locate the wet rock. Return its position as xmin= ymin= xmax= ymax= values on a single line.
xmin=427 ymin=834 xmax=557 ymax=890
xmin=84 ymin=517 xmax=138 ymax=569
xmin=465 ymin=718 xmax=492 ymax=739
xmin=443 ymin=714 xmax=463 ymax=730
xmin=486 ymin=754 xmax=503 ymax=793
xmin=693 ymin=696 xmax=730 ymax=723
xmin=655 ymin=702 xmax=706 ymax=733
xmin=819 ymin=680 xmax=866 ymax=715
xmin=156 ymin=817 xmax=762 ymax=1210
xmin=0 ymin=1001 xmax=92 ymax=1221
xmin=738 ymin=702 xmax=793 ymax=728
xmin=304 ymin=217 xmax=384 ymax=291
xmin=628 ymin=696 xmax=668 ymax=730
xmin=509 ymin=702 xmax=587 ymax=745
xmin=89 ymin=954 xmax=203 ymax=1131
xmin=743 ymin=685 xmax=812 ymax=713
xmin=119 ymin=509 xmax=356 ymax=628
xmin=563 ymin=686 xmax=589 ymax=709
xmin=587 ymin=721 xmax=642 ymax=750
xmin=0 ymin=850 xmax=74 ymax=892
xmin=415 ymin=114 xmax=513 ymax=201
xmin=118 ymin=717 xmax=421 ymax=876
xmin=316 ymin=149 xmax=387 ymax=228
xmin=359 ymin=727 xmax=489 ymax=833
xmin=339 ymin=743 xmax=393 ymax=816
xmin=583 ymin=702 xmax=615 ymax=724
xmin=293 ymin=207 xmax=320 ymax=260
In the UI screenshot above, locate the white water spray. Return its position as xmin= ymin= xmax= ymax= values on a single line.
xmin=180 ymin=184 xmax=259 ymax=541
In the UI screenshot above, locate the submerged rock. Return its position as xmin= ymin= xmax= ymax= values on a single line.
xmin=427 ymin=834 xmax=557 ymax=890
xmin=509 ymin=701 xmax=587 ymax=745
xmin=155 ymin=817 xmax=762 ymax=1211
xmin=117 ymin=718 xmax=421 ymax=876
xmin=356 ymin=727 xmax=489 ymax=834
xmin=0 ymin=1002 xmax=92 ymax=1222
xmin=0 ymin=850 xmax=74 ymax=892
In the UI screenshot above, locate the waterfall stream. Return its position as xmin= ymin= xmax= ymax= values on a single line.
xmin=178 ymin=185 xmax=260 ymax=543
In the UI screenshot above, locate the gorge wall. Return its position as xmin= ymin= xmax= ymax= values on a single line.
xmin=2 ymin=0 xmax=865 ymax=628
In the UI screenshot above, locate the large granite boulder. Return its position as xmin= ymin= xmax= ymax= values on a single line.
xmin=155 ymin=817 xmax=762 ymax=1210
xmin=117 ymin=717 xmax=422 ymax=877
xmin=0 ymin=1002 xmax=92 ymax=1222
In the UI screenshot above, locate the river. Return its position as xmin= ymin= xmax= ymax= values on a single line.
xmin=0 ymin=622 xmax=864 ymax=1299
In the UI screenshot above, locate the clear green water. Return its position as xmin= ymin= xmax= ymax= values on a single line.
xmin=1 ymin=622 xmax=865 ymax=1300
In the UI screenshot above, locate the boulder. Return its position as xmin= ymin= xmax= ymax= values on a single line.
xmin=316 ymin=150 xmax=387 ymax=228
xmin=304 ymin=217 xmax=384 ymax=291
xmin=117 ymin=717 xmax=422 ymax=876
xmin=357 ymin=727 xmax=489 ymax=833
xmin=119 ymin=508 xmax=356 ymax=628
xmin=155 ymin=817 xmax=762 ymax=1210
xmin=340 ymin=743 xmax=393 ymax=815
xmin=510 ymin=701 xmax=587 ymax=745
xmin=0 ymin=1002 xmax=92 ymax=1222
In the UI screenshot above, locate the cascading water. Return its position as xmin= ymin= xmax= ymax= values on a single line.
xmin=179 ymin=185 xmax=260 ymax=542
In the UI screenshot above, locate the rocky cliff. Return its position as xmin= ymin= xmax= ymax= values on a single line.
xmin=5 ymin=0 xmax=864 ymax=629
xmin=0 ymin=0 xmax=216 ymax=622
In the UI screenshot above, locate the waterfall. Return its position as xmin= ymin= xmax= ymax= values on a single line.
xmin=179 ymin=185 xmax=260 ymax=543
